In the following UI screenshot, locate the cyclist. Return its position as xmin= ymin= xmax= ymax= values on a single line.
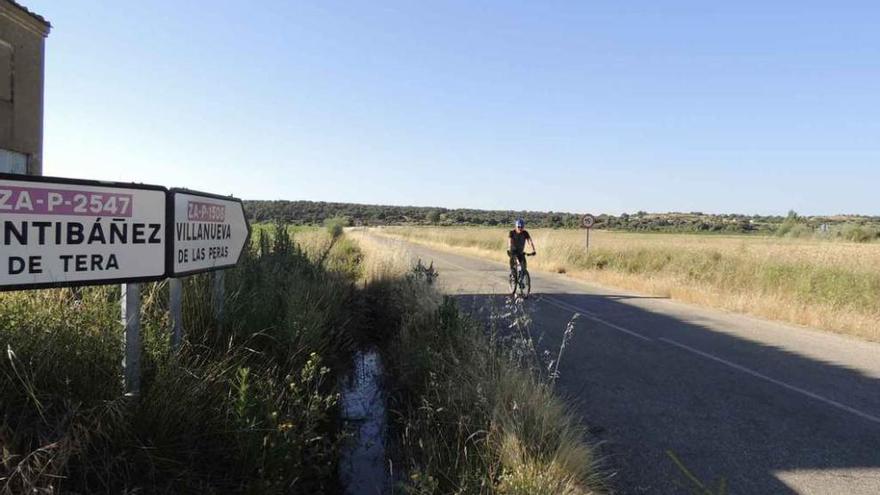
xmin=508 ymin=218 xmax=536 ymax=285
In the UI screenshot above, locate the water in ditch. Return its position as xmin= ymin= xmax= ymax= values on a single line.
xmin=339 ymin=348 xmax=388 ymax=494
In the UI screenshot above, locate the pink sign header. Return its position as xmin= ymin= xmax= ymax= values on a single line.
xmin=187 ymin=201 xmax=226 ymax=223
xmin=0 ymin=185 xmax=133 ymax=217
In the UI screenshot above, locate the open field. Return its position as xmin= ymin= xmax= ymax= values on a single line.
xmin=375 ymin=226 xmax=880 ymax=341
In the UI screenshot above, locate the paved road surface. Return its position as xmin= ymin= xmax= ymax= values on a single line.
xmin=375 ymin=234 xmax=880 ymax=495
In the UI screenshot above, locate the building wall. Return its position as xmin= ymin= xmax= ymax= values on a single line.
xmin=0 ymin=1 xmax=48 ymax=175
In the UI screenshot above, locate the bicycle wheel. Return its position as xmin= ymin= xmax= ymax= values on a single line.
xmin=509 ymin=270 xmax=517 ymax=294
xmin=520 ymin=270 xmax=531 ymax=298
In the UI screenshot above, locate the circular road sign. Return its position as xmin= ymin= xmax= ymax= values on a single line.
xmin=582 ymin=214 xmax=596 ymax=229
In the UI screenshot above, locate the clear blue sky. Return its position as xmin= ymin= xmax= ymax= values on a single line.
xmin=28 ymin=0 xmax=880 ymax=215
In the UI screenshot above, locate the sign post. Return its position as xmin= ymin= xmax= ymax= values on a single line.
xmin=213 ymin=271 xmax=225 ymax=322
xmin=582 ymin=214 xmax=596 ymax=252
xmin=121 ymin=282 xmax=141 ymax=395
xmin=169 ymin=278 xmax=183 ymax=350
xmin=1 ymin=175 xmax=251 ymax=386
xmin=1 ymin=174 xmax=168 ymax=396
xmin=168 ymin=189 xmax=250 ymax=335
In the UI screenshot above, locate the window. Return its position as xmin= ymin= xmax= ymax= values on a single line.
xmin=0 ymin=40 xmax=11 ymax=102
xmin=0 ymin=148 xmax=28 ymax=174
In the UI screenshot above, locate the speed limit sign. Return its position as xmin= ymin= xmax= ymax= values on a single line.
xmin=582 ymin=214 xmax=596 ymax=251
xmin=582 ymin=214 xmax=596 ymax=229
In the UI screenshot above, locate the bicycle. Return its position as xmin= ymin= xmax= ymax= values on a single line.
xmin=508 ymin=251 xmax=536 ymax=298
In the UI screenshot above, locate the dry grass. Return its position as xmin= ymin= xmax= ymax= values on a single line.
xmin=375 ymin=226 xmax=880 ymax=341
xmin=347 ymin=229 xmax=414 ymax=282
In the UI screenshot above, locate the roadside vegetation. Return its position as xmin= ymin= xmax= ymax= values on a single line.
xmin=352 ymin=231 xmax=605 ymax=494
xmin=376 ymin=226 xmax=880 ymax=341
xmin=2 ymin=224 xmax=604 ymax=493
xmin=1 ymin=223 xmax=361 ymax=494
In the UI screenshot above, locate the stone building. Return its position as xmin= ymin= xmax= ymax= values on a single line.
xmin=0 ymin=0 xmax=49 ymax=175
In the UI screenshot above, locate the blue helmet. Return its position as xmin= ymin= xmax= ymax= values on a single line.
xmin=515 ymin=218 xmax=525 ymax=229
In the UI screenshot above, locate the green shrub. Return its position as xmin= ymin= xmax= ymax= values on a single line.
xmin=838 ymin=224 xmax=879 ymax=243
xmin=775 ymin=220 xmax=813 ymax=238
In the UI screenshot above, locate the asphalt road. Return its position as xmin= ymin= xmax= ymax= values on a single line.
xmin=376 ymin=234 xmax=880 ymax=495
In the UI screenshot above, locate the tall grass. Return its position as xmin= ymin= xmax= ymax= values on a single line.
xmin=250 ymin=222 xmax=363 ymax=279
xmin=1 ymin=224 xmax=360 ymax=494
xmin=348 ymin=229 xmax=415 ymax=283
xmin=377 ymin=226 xmax=880 ymax=341
xmin=355 ymin=233 xmax=604 ymax=494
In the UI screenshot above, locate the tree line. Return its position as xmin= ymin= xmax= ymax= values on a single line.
xmin=244 ymin=200 xmax=880 ymax=237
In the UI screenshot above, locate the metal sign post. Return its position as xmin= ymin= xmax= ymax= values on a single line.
xmin=1 ymin=174 xmax=167 ymax=397
xmin=169 ymin=278 xmax=183 ymax=350
xmin=121 ymin=282 xmax=141 ymax=396
xmin=582 ymin=214 xmax=596 ymax=252
xmin=167 ymin=189 xmax=249 ymax=331
xmin=1 ymin=174 xmax=251 ymax=392
xmin=213 ymin=271 xmax=225 ymax=322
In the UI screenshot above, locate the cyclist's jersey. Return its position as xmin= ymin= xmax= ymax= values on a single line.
xmin=509 ymin=229 xmax=531 ymax=253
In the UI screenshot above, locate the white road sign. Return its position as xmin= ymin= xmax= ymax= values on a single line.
xmin=582 ymin=214 xmax=596 ymax=229
xmin=0 ymin=174 xmax=167 ymax=290
xmin=169 ymin=189 xmax=250 ymax=276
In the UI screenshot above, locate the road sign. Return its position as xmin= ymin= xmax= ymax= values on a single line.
xmin=0 ymin=174 xmax=167 ymax=290
xmin=168 ymin=189 xmax=250 ymax=277
xmin=582 ymin=214 xmax=596 ymax=229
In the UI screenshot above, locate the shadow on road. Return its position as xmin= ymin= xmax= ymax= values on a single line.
xmin=454 ymin=291 xmax=880 ymax=495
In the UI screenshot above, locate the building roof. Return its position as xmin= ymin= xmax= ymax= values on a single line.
xmin=6 ymin=0 xmax=50 ymax=29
